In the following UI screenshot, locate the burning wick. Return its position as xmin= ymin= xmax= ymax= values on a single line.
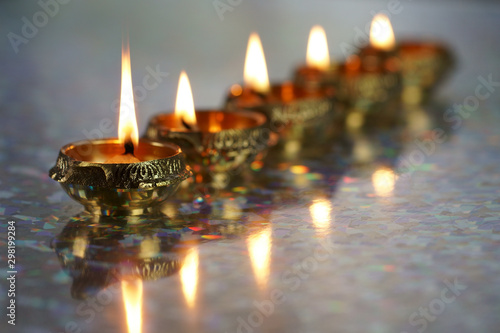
xmin=105 ymin=36 xmax=141 ymax=164
xmin=175 ymin=71 xmax=200 ymax=132
xmin=181 ymin=118 xmax=195 ymax=131
xmin=124 ymin=140 xmax=135 ymax=155
xmin=104 ymin=141 xmax=140 ymax=163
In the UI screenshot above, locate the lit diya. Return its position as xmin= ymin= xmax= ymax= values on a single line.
xmin=337 ymin=14 xmax=402 ymax=130
xmin=145 ymin=71 xmax=270 ymax=189
xmin=293 ymin=25 xmax=338 ymax=96
xmin=226 ymin=32 xmax=337 ymax=159
xmin=49 ymin=39 xmax=191 ymax=216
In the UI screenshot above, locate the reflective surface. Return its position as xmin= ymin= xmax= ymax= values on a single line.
xmin=2 ymin=1 xmax=500 ymax=333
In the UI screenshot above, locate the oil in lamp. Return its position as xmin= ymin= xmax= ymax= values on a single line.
xmin=226 ymin=32 xmax=337 ymax=160
xmin=49 ymin=39 xmax=192 ymax=217
xmin=145 ymin=70 xmax=270 ymax=189
xmin=337 ymin=14 xmax=402 ymax=130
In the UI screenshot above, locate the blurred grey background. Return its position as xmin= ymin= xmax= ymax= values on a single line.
xmin=0 ymin=0 xmax=499 ymax=149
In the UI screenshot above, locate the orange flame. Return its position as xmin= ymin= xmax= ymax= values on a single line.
xmin=118 ymin=38 xmax=139 ymax=149
xmin=122 ymin=279 xmax=143 ymax=333
xmin=244 ymin=33 xmax=270 ymax=94
xmin=247 ymin=227 xmax=272 ymax=290
xmin=180 ymin=247 xmax=199 ymax=309
xmin=306 ymin=25 xmax=330 ymax=70
xmin=175 ymin=71 xmax=197 ymax=128
xmin=370 ymin=14 xmax=395 ymax=51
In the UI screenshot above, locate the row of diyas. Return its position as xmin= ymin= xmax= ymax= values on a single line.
xmin=49 ymin=14 xmax=454 ymax=217
xmin=49 ymin=37 xmax=271 ymax=216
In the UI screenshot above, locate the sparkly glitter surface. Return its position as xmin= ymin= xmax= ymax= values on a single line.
xmin=2 ymin=2 xmax=500 ymax=333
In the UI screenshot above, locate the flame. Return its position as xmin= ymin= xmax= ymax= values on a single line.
xmin=370 ymin=14 xmax=395 ymax=51
xmin=122 ymin=279 xmax=143 ymax=333
xmin=244 ymin=33 xmax=270 ymax=94
xmin=372 ymin=168 xmax=396 ymax=197
xmin=306 ymin=25 xmax=330 ymax=70
xmin=175 ymin=70 xmax=197 ymax=128
xmin=247 ymin=227 xmax=271 ymax=290
xmin=118 ymin=38 xmax=139 ymax=149
xmin=180 ymin=247 xmax=199 ymax=309
xmin=309 ymin=198 xmax=332 ymax=234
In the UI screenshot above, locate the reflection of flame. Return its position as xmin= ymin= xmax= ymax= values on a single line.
xmin=353 ymin=136 xmax=374 ymax=163
xmin=122 ymin=279 xmax=143 ymax=333
xmin=180 ymin=247 xmax=199 ymax=309
xmin=281 ymin=81 xmax=294 ymax=102
xmin=72 ymin=236 xmax=88 ymax=258
xmin=244 ymin=33 xmax=270 ymax=94
xmin=222 ymin=199 xmax=242 ymax=220
xmin=247 ymin=227 xmax=271 ymax=290
xmin=370 ymin=14 xmax=395 ymax=51
xmin=139 ymin=236 xmax=160 ymax=259
xmin=306 ymin=25 xmax=330 ymax=70
xmin=309 ymin=198 xmax=332 ymax=233
xmin=119 ymin=37 xmax=139 ymax=149
xmin=208 ymin=112 xmax=223 ymax=133
xmin=175 ymin=70 xmax=197 ymax=128
xmin=372 ymin=168 xmax=396 ymax=197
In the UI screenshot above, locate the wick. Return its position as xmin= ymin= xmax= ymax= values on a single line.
xmin=255 ymin=90 xmax=268 ymax=100
xmin=181 ymin=117 xmax=200 ymax=131
xmin=181 ymin=118 xmax=192 ymax=131
xmin=123 ymin=140 xmax=135 ymax=156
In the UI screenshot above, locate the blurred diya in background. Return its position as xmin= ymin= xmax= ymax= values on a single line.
xmin=338 ymin=14 xmax=402 ymax=130
xmin=145 ymin=71 xmax=270 ymax=189
xmin=293 ymin=25 xmax=338 ymax=96
xmin=226 ymin=32 xmax=337 ymax=160
xmin=397 ymin=40 xmax=455 ymax=106
xmin=49 ymin=39 xmax=191 ymax=217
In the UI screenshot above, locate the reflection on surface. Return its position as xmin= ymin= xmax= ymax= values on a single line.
xmin=122 ymin=278 xmax=143 ymax=333
xmin=247 ymin=226 xmax=272 ymax=290
xmin=53 ymin=216 xmax=185 ymax=299
xmin=372 ymin=168 xmax=396 ymax=197
xmin=53 ymin=212 xmax=261 ymax=301
xmin=221 ymin=199 xmax=243 ymax=220
xmin=405 ymin=106 xmax=432 ymax=135
xmin=139 ymin=235 xmax=161 ymax=259
xmin=352 ymin=135 xmax=376 ymax=164
xmin=72 ymin=236 xmax=88 ymax=258
xmin=180 ymin=247 xmax=199 ymax=309
xmin=309 ymin=198 xmax=332 ymax=235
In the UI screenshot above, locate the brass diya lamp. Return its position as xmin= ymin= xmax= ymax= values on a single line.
xmin=337 ymin=14 xmax=402 ymax=130
xmin=49 ymin=40 xmax=191 ymax=217
xmin=292 ymin=25 xmax=338 ymax=97
xmin=145 ymin=71 xmax=270 ymax=189
xmin=226 ymin=32 xmax=337 ymax=160
xmin=291 ymin=25 xmax=347 ymax=136
xmin=397 ymin=40 xmax=455 ymax=105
